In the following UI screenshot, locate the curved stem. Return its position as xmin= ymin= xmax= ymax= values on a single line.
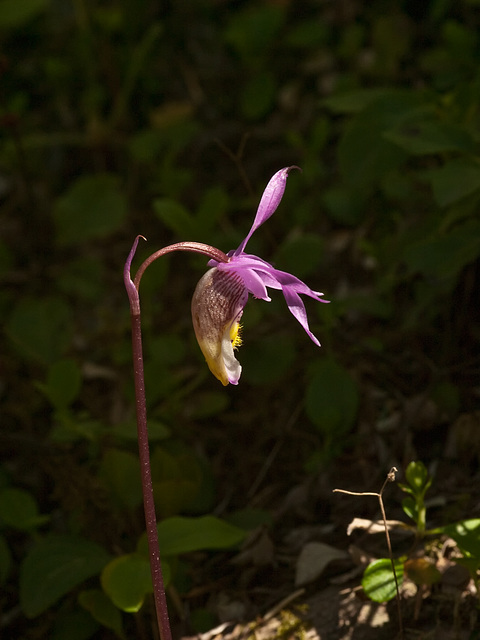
xmin=133 ymin=241 xmax=229 ymax=291
xmin=124 ymin=236 xmax=172 ymax=640
xmin=124 ymin=236 xmax=228 ymax=640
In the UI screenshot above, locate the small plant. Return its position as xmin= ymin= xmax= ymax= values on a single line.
xmin=338 ymin=461 xmax=480 ymax=622
xmin=398 ymin=460 xmax=432 ymax=539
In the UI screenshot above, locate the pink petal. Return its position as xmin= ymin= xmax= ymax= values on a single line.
xmin=234 ymin=166 xmax=300 ymax=256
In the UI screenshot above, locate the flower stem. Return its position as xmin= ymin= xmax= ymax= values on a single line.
xmin=123 ymin=236 xmax=229 ymax=639
xmin=124 ymin=237 xmax=172 ymax=640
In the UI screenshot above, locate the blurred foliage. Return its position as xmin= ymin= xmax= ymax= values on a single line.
xmin=1 ymin=0 xmax=479 ymax=637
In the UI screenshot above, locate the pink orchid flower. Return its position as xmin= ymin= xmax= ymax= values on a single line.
xmin=191 ymin=166 xmax=329 ymax=386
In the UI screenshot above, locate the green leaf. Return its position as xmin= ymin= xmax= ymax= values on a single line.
xmin=425 ymin=158 xmax=480 ymax=207
xmin=51 ymin=608 xmax=99 ymax=640
xmin=153 ymin=198 xmax=196 ymax=237
xmin=150 ymin=447 xmax=203 ymax=518
xmin=0 ymin=535 xmax=12 ymax=584
xmin=404 ymin=461 xmax=431 ymax=496
xmin=384 ymin=119 xmax=474 ymax=155
xmin=6 ymin=296 xmax=73 ymax=364
xmin=100 ymin=449 xmax=142 ymax=510
xmin=137 ymin=516 xmax=246 ymax=558
xmin=305 ymin=359 xmax=359 ymax=436
xmin=37 ymin=359 xmax=82 ymax=409
xmin=401 ymin=496 xmax=418 ymax=522
xmin=403 ymin=220 xmax=480 ymax=279
xmin=240 ymin=71 xmax=276 ymax=120
xmin=101 ymin=553 xmax=166 ymax=613
xmin=20 ymin=535 xmax=111 ymax=617
xmin=274 ymin=234 xmax=325 ymax=278
xmin=53 ymin=174 xmax=127 ymax=246
xmin=0 ymin=0 xmax=49 ymax=29
xmin=224 ymin=4 xmax=285 ymax=62
xmin=362 ymin=558 xmax=404 ymax=603
xmin=322 ymin=187 xmax=365 ymax=226
xmin=78 ymin=588 xmax=125 ymax=638
xmin=439 ymin=519 xmax=480 ymax=558
xmin=323 ymin=88 xmax=392 ymax=114
xmin=338 ymin=91 xmax=423 ymax=191
xmin=0 ymin=488 xmax=49 ymax=531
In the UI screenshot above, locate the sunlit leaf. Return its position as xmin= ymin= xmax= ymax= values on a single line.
xmin=78 ymin=589 xmax=125 ymax=638
xmin=362 ymin=558 xmax=404 ymax=603
xmin=137 ymin=515 xmax=246 ymax=558
xmin=101 ymin=553 xmax=163 ymax=613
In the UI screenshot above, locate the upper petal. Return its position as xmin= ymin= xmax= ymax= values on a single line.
xmin=234 ymin=166 xmax=299 ymax=256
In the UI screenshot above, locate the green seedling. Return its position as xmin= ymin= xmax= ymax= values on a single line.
xmin=398 ymin=460 xmax=432 ymax=537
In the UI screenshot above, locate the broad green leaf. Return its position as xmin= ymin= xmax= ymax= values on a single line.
xmin=403 ymin=220 xmax=480 ymax=279
xmin=323 ymin=89 xmax=391 ymax=114
xmin=305 ymin=359 xmax=359 ymax=436
xmin=78 ymin=588 xmax=125 ymax=638
xmin=286 ymin=20 xmax=329 ymax=49
xmin=101 ymin=553 xmax=166 ymax=613
xmin=241 ymin=71 xmax=277 ymax=120
xmin=100 ymin=449 xmax=142 ymax=510
xmin=322 ymin=187 xmax=365 ymax=226
xmin=362 ymin=558 xmax=404 ymax=603
xmin=20 ymin=535 xmax=111 ymax=617
xmin=224 ymin=4 xmax=285 ymax=62
xmin=51 ymin=608 xmax=99 ymax=640
xmin=338 ymin=91 xmax=423 ymax=191
xmin=57 ymin=256 xmax=105 ymax=302
xmin=275 ymin=234 xmax=325 ymax=278
xmin=425 ymin=158 xmax=480 ymax=207
xmin=151 ymin=447 xmax=203 ymax=518
xmin=439 ymin=519 xmax=480 ymax=558
xmin=6 ymin=296 xmax=73 ymax=364
xmin=0 ymin=535 xmax=12 ymax=584
xmin=137 ymin=515 xmax=246 ymax=558
xmin=384 ymin=119 xmax=474 ymax=155
xmin=53 ymin=173 xmax=127 ymax=246
xmin=197 ymin=186 xmax=229 ymax=233
xmin=0 ymin=488 xmax=49 ymax=531
xmin=153 ymin=198 xmax=196 ymax=237
xmin=0 ymin=0 xmax=49 ymax=28
xmin=37 ymin=359 xmax=82 ymax=409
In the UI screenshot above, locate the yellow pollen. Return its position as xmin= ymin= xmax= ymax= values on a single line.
xmin=230 ymin=322 xmax=242 ymax=350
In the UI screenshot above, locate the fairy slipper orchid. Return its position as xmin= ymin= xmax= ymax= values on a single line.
xmin=191 ymin=166 xmax=329 ymax=386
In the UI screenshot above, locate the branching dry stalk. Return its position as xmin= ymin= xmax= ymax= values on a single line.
xmin=333 ymin=467 xmax=403 ymax=639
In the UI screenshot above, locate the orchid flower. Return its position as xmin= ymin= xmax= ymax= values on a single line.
xmin=123 ymin=167 xmax=328 ymax=639
xmin=191 ymin=166 xmax=329 ymax=386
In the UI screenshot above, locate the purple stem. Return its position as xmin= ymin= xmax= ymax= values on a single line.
xmin=123 ymin=236 xmax=229 ymax=639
